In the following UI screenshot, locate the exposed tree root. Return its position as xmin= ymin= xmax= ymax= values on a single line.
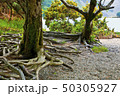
xmin=0 ymin=32 xmax=96 ymax=80
xmin=83 ymin=39 xmax=93 ymax=48
xmin=82 ymin=39 xmax=96 ymax=53
xmin=18 ymin=65 xmax=35 ymax=79
xmin=47 ymin=52 xmax=74 ymax=64
xmin=0 ymin=50 xmax=73 ymax=80
xmin=36 ymin=61 xmax=50 ymax=80
xmin=45 ymin=45 xmax=82 ymax=54
xmin=43 ymin=31 xmax=82 ymax=41
xmin=0 ymin=56 xmax=25 ymax=80
xmin=0 ymin=72 xmax=20 ymax=78
xmin=62 ymin=63 xmax=73 ymax=71
xmin=0 ymin=75 xmax=9 ymax=80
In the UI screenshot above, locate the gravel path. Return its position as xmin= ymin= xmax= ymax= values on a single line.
xmin=39 ymin=38 xmax=120 ymax=80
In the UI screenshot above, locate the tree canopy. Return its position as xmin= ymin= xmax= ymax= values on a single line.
xmin=44 ymin=0 xmax=80 ymax=27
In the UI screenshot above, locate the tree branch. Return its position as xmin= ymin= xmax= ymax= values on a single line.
xmin=89 ymin=0 xmax=97 ymax=14
xmin=94 ymin=0 xmax=114 ymax=18
xmin=60 ymin=0 xmax=86 ymax=17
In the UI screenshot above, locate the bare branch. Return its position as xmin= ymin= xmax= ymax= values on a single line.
xmin=94 ymin=0 xmax=114 ymax=17
xmin=60 ymin=0 xmax=86 ymax=17
xmin=106 ymin=0 xmax=114 ymax=7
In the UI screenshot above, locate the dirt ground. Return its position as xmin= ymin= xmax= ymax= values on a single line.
xmin=39 ymin=38 xmax=120 ymax=80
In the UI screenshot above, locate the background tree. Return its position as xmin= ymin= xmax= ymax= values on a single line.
xmin=44 ymin=0 xmax=79 ymax=32
xmin=73 ymin=3 xmax=113 ymax=43
xmin=60 ymin=0 xmax=114 ymax=43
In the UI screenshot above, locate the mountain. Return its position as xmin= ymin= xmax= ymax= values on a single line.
xmin=42 ymin=0 xmax=120 ymax=17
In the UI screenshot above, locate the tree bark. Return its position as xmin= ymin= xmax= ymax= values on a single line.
xmin=19 ymin=0 xmax=43 ymax=58
xmin=82 ymin=19 xmax=92 ymax=42
xmin=81 ymin=0 xmax=96 ymax=42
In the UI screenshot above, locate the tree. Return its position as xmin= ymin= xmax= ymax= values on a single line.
xmin=19 ymin=0 xmax=44 ymax=60
xmin=44 ymin=0 xmax=79 ymax=27
xmin=0 ymin=0 xmax=75 ymax=80
xmin=60 ymin=0 xmax=114 ymax=43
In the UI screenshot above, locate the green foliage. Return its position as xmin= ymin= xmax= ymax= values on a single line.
xmin=92 ymin=46 xmax=108 ymax=53
xmin=52 ymin=38 xmax=57 ymax=41
xmin=42 ymin=28 xmax=46 ymax=31
xmin=72 ymin=19 xmax=85 ymax=34
xmin=0 ymin=19 xmax=24 ymax=29
xmin=44 ymin=0 xmax=79 ymax=28
xmin=114 ymin=32 xmax=120 ymax=37
xmin=12 ymin=2 xmax=21 ymax=12
xmin=54 ymin=72 xmax=57 ymax=75
xmin=115 ymin=32 xmax=120 ymax=35
xmin=81 ymin=3 xmax=103 ymax=20
xmin=0 ymin=19 xmax=24 ymax=34
xmin=49 ymin=20 xmax=73 ymax=33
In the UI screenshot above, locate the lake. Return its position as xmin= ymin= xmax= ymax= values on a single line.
xmin=42 ymin=18 xmax=120 ymax=32
xmin=105 ymin=18 xmax=120 ymax=32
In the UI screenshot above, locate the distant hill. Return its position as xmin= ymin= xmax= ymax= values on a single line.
xmin=42 ymin=0 xmax=120 ymax=17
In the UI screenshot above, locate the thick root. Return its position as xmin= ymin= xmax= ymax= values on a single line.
xmin=36 ymin=61 xmax=50 ymax=80
xmin=18 ymin=65 xmax=35 ymax=79
xmin=48 ymin=52 xmax=74 ymax=64
xmin=0 ymin=75 xmax=9 ymax=80
xmin=83 ymin=40 xmax=93 ymax=48
xmin=0 ymin=56 xmax=25 ymax=80
xmin=4 ymin=51 xmax=73 ymax=80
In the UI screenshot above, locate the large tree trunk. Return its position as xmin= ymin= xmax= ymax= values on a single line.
xmin=82 ymin=19 xmax=93 ymax=42
xmin=19 ymin=0 xmax=43 ymax=58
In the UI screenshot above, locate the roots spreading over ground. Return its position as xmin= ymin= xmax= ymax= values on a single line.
xmin=0 ymin=31 xmax=102 ymax=80
xmin=0 ymin=32 xmax=85 ymax=80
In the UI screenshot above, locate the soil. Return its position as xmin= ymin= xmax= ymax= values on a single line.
xmin=39 ymin=38 xmax=120 ymax=80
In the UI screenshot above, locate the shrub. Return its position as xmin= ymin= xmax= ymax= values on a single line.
xmin=49 ymin=20 xmax=73 ymax=33
xmin=44 ymin=0 xmax=79 ymax=28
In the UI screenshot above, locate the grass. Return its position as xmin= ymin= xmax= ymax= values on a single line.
xmin=115 ymin=32 xmax=120 ymax=36
xmin=92 ymin=46 xmax=108 ymax=53
xmin=0 ymin=19 xmax=24 ymax=35
xmin=115 ymin=32 xmax=120 ymax=35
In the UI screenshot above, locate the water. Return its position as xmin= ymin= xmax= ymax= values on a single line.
xmin=105 ymin=18 xmax=120 ymax=32
xmin=42 ymin=18 xmax=120 ymax=32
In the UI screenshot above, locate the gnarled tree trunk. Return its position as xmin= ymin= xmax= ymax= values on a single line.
xmin=82 ymin=19 xmax=92 ymax=42
xmin=19 ymin=0 xmax=43 ymax=59
xmin=60 ymin=0 xmax=114 ymax=43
